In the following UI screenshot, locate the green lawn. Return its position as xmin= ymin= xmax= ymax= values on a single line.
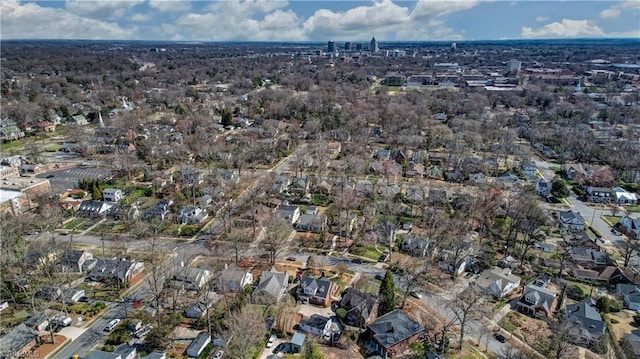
xmin=625 ymin=205 xmax=640 ymax=213
xmin=603 ymin=216 xmax=620 ymax=226
xmin=64 ymin=218 xmax=90 ymax=230
xmin=350 ymin=245 xmax=382 ymax=261
xmin=0 ymin=139 xmax=23 ymax=153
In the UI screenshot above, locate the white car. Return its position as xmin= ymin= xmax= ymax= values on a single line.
xmin=410 ymin=290 xmax=423 ymax=299
xmin=104 ymin=319 xmax=121 ymax=332
xmin=212 ymin=350 xmax=224 ymax=359
xmin=266 ymin=334 xmax=277 ymax=348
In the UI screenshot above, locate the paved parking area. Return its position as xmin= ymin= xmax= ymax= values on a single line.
xmin=37 ymin=166 xmax=113 ymax=194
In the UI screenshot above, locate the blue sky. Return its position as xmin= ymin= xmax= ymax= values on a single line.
xmin=1 ymin=1 xmax=638 ymax=41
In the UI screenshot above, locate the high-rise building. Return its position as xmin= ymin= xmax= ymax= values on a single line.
xmin=356 ymin=43 xmax=362 ymax=50
xmin=327 ymin=40 xmax=336 ymax=53
xmin=506 ymin=59 xmax=522 ymax=76
xmin=370 ymin=37 xmax=379 ymax=53
xmin=344 ymin=42 xmax=352 ymax=51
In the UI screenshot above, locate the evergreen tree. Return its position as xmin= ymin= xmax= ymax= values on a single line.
xmin=221 ymin=108 xmax=232 ymax=127
xmin=378 ymin=269 xmax=396 ymax=316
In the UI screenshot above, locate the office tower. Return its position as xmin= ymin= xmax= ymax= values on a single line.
xmin=344 ymin=41 xmax=352 ymax=51
xmin=506 ymin=59 xmax=522 ymax=76
xmin=327 ymin=40 xmax=336 ymax=53
xmin=370 ymin=37 xmax=379 ymax=53
xmin=356 ymin=43 xmax=362 ymax=50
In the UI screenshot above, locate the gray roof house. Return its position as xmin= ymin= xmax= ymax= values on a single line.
xmin=102 ymin=188 xmax=124 ymax=203
xmin=297 ymin=276 xmax=335 ymax=307
xmin=474 ymin=267 xmax=521 ymax=299
xmin=144 ymin=200 xmax=172 ymax=221
xmin=218 ymin=264 xmax=253 ymax=293
xmin=296 ymin=212 xmax=327 ymax=233
xmin=186 ymin=332 xmax=211 ymax=358
xmin=172 ymin=267 xmax=213 ymax=291
xmin=400 ymin=235 xmax=430 ymax=257
xmin=59 ymin=249 xmax=93 ymax=273
xmin=177 ymin=206 xmax=209 ymax=225
xmin=364 ymin=309 xmax=425 ymax=358
xmin=252 ymin=268 xmax=288 ymax=305
xmin=339 ymin=288 xmax=379 ymax=327
xmin=616 ymin=284 xmax=640 ymax=311
xmin=566 ymin=299 xmax=606 ymax=347
xmin=0 ymin=324 xmax=39 ymax=359
xmin=77 ymin=200 xmax=114 ymax=218
xmin=516 ymin=281 xmax=558 ymax=318
xmin=558 ymin=210 xmax=586 ymax=232
xmin=275 ymin=205 xmax=300 ymax=225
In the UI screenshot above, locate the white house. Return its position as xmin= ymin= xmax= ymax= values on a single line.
xmin=557 ymin=210 xmax=586 ymax=232
xmin=102 ymin=188 xmax=124 ymax=203
xmin=536 ymin=179 xmax=550 ymax=197
xmin=275 ymin=205 xmax=300 ymax=225
xmin=612 ymin=187 xmax=638 ymax=205
xmin=474 ymin=267 xmax=521 ymax=299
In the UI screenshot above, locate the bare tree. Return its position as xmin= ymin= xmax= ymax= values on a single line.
xmin=262 ymin=215 xmax=293 ymax=265
xmin=224 ymin=306 xmax=267 ymax=359
xmin=449 ymin=286 xmax=486 ymax=350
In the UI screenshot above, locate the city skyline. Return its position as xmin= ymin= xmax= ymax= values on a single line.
xmin=1 ymin=0 xmax=639 ymax=42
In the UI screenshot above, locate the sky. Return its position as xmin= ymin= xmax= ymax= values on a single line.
xmin=1 ymin=0 xmax=639 ymax=42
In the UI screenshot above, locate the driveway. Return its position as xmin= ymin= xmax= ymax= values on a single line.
xmin=257 ymin=337 xmax=285 ymax=359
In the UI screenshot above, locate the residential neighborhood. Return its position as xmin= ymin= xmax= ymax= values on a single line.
xmin=1 ymin=32 xmax=640 ymax=359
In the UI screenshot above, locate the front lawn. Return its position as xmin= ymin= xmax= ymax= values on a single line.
xmin=350 ymin=244 xmax=382 ymax=262
xmin=64 ymin=218 xmax=90 ymax=230
xmin=603 ymin=216 xmax=620 ymax=226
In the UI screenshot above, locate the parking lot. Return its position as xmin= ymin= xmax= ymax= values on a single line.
xmin=37 ymin=166 xmax=113 ymax=194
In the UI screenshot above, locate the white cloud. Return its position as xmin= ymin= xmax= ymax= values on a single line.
xmin=65 ymin=0 xmax=144 ymax=20
xmin=131 ymin=13 xmax=152 ymax=22
xmin=1 ymin=0 xmax=136 ymax=39
xmin=149 ymin=0 xmax=191 ymax=13
xmin=411 ymin=0 xmax=479 ymax=20
xmin=601 ymin=0 xmax=640 ymax=19
xmin=600 ymin=9 xmax=620 ymax=19
xmin=521 ymin=19 xmax=605 ymax=38
xmin=535 ymin=16 xmax=549 ymax=22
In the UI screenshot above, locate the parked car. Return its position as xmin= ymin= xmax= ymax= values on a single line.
xmin=374 ymin=273 xmax=384 ymax=280
xmin=272 ymin=343 xmax=286 ymax=354
xmin=409 ymin=290 xmax=423 ymax=299
xmin=212 ymin=350 xmax=224 ymax=359
xmin=78 ymin=296 xmax=90 ymax=303
xmin=494 ymin=333 xmax=507 ymax=343
xmin=377 ymin=254 xmax=387 ymax=263
xmin=104 ymin=319 xmax=121 ymax=332
xmin=351 ymin=258 xmax=363 ymax=264
xmin=266 ymin=334 xmax=277 ymax=348
xmin=286 ymin=257 xmax=296 ymax=261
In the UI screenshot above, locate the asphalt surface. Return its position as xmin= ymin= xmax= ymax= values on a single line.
xmin=37 ymin=166 xmax=113 ymax=195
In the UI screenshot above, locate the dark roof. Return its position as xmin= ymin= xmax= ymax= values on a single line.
xmin=301 ymin=314 xmax=330 ymax=330
xmin=0 ymin=324 xmax=38 ymax=359
xmin=298 ymin=277 xmax=332 ymax=300
xmin=340 ymin=288 xmax=377 ymax=321
xmin=566 ymin=300 xmax=606 ymax=339
xmin=367 ymin=310 xmax=425 ymax=350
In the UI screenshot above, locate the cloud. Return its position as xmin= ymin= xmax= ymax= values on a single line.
xmin=535 ymin=16 xmax=548 ymax=22
xmin=131 ymin=13 xmax=152 ymax=22
xmin=601 ymin=0 xmax=640 ymax=19
xmin=65 ymin=0 xmax=143 ymax=20
xmin=1 ymin=0 xmax=135 ymax=39
xmin=149 ymin=0 xmax=191 ymax=13
xmin=521 ymin=19 xmax=605 ymax=38
xmin=411 ymin=0 xmax=479 ymax=20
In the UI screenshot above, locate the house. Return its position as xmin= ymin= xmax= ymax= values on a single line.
xmin=289 ymin=177 xmax=310 ymax=197
xmin=299 ymin=315 xmax=342 ymax=340
xmin=102 ymin=188 xmax=124 ymax=203
xmin=172 ymin=267 xmax=213 ymax=291
xmin=114 ymin=345 xmax=137 ymax=359
xmin=0 ymin=324 xmax=39 ymax=359
xmin=557 ymin=210 xmax=586 ymax=232
xmin=24 ymin=312 xmax=49 ymax=331
xmin=496 ymin=172 xmax=519 ymax=183
xmin=145 ymin=201 xmax=171 ymax=221
xmin=468 ymin=172 xmax=486 ymax=185
xmin=68 ymin=114 xmax=88 ymax=125
xmin=366 ymin=222 xmax=397 ymax=249
xmin=356 ymin=180 xmax=374 ymax=197
xmin=571 ymin=265 xmax=633 ymax=284
xmin=107 ymin=204 xmax=140 ymax=221
xmin=275 ymin=205 xmax=300 ymax=225
xmin=516 ymin=280 xmax=558 ymax=318
xmin=400 ymin=235 xmax=431 ymax=257
xmin=76 ymin=200 xmax=114 ymax=218
xmin=536 ymin=179 xmax=550 ymax=197
xmin=330 ymin=210 xmax=357 ymax=236
xmin=36 ymin=121 xmax=56 ymax=132
xmin=185 ymin=301 xmax=212 ymax=319
xmin=616 ymin=284 xmax=640 ymax=311
xmin=59 ymin=249 xmax=93 ymax=273
xmin=521 ymin=160 xmax=538 ymax=177
xmin=624 ymin=330 xmax=640 ymax=357
xmin=585 ymin=187 xmax=612 ymax=203
xmin=270 ymin=175 xmax=291 ymax=194
xmin=562 ymin=163 xmax=588 ymax=181
xmin=534 ymin=242 xmax=556 ymax=253
xmin=424 ymin=166 xmax=444 ymax=180
xmin=296 ymin=210 xmax=327 ymax=233
xmin=428 ymin=189 xmax=449 ymax=206
xmin=88 ymin=258 xmax=144 ymax=284
xmin=363 ymin=309 xmax=425 ymax=358
xmin=180 ymin=168 xmax=204 ymax=185
xmin=297 ymin=276 xmax=335 ymax=307
xmin=339 ymin=288 xmax=379 ymax=327
xmin=612 ymin=187 xmax=638 ymax=205
xmin=437 ymin=247 xmax=474 ymax=276
xmin=143 ymin=352 xmax=166 ymax=359
xmin=567 ymin=247 xmax=614 ymax=267
xmin=0 ymin=125 xmax=25 ymax=141
xmin=566 ymin=299 xmax=606 ymax=347
xmin=36 ymin=284 xmax=62 ymax=301
xmin=620 ymin=215 xmax=640 ymax=240
xmin=64 ymin=288 xmax=85 ymax=304
xmin=177 ymin=206 xmax=209 ymax=225
xmin=198 ymin=194 xmax=212 ymax=207
xmin=186 ymin=332 xmax=211 ymax=358
xmin=404 ymin=186 xmax=425 ymax=203
xmin=218 ymin=264 xmax=253 ymax=292
xmin=84 ymin=350 xmax=121 ymax=359
xmin=405 ymin=163 xmax=425 ymax=178
xmin=474 ymin=267 xmax=521 ymax=299
xmin=252 ymin=268 xmax=289 ymax=305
